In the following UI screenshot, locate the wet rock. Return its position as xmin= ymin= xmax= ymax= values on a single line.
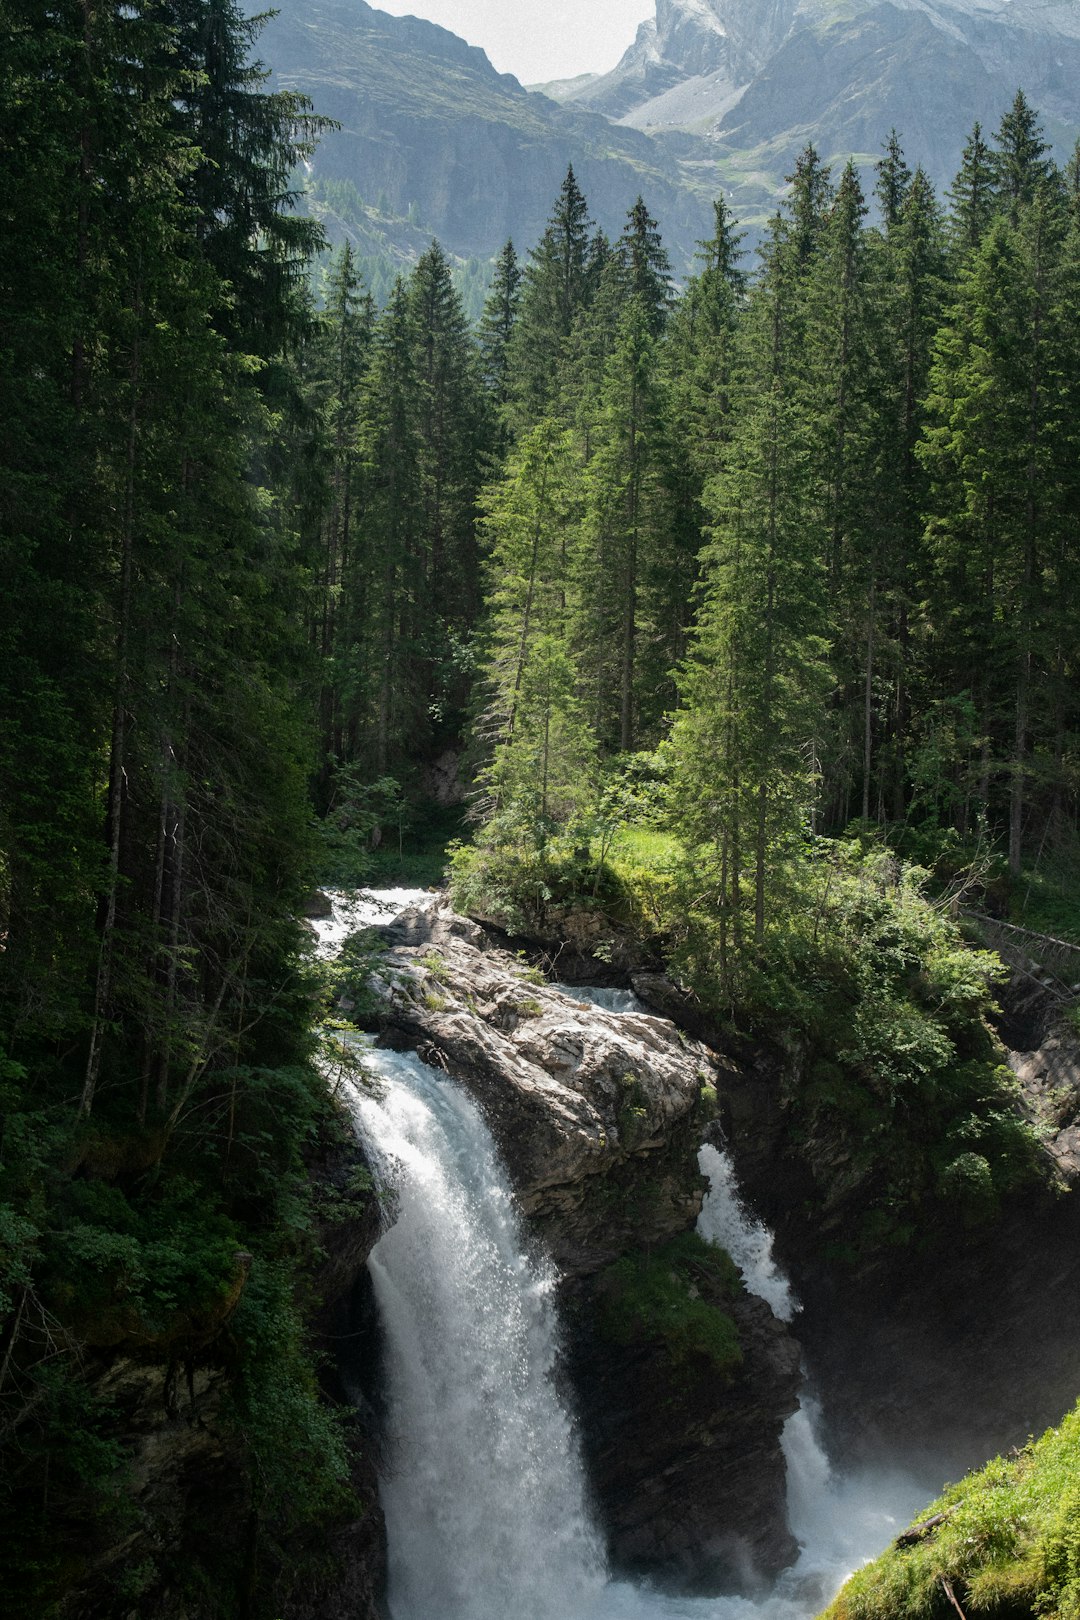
xmin=567 ymin=1276 xmax=802 ymax=1587
xmin=361 ymin=896 xmax=803 ymax=1591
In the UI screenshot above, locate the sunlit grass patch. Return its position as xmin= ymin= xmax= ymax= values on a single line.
xmin=823 ymin=1400 xmax=1080 ymax=1620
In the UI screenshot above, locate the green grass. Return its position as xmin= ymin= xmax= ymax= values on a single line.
xmin=608 ymin=824 xmax=678 ymax=873
xmin=823 ymin=1399 xmax=1080 ymax=1620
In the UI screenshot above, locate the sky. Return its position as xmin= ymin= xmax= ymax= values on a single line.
xmin=371 ymin=0 xmax=653 ymax=83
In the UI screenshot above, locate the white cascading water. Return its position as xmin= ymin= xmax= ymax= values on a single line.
xmin=695 ymin=1148 xmax=933 ymax=1617
xmin=349 ymin=1046 xmax=607 ymax=1620
xmin=324 ymin=892 xmax=934 ymax=1620
xmin=553 ymin=983 xmax=649 ymax=1016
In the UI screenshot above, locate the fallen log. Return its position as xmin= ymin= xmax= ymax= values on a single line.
xmin=895 ymin=1511 xmax=951 ymax=1548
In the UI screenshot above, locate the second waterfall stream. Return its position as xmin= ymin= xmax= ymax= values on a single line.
xmin=327 ymin=892 xmax=931 ymax=1620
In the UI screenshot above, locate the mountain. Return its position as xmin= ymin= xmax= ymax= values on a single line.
xmin=552 ymin=0 xmax=1080 ymax=209
xmin=257 ymin=0 xmax=1080 ymax=294
xmin=256 ymin=0 xmax=718 ymax=285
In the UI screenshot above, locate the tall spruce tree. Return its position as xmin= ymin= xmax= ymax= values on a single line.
xmin=478 ymin=238 xmax=523 ymax=429
xmin=473 ymin=420 xmax=585 ymax=829
xmin=671 ymin=205 xmax=829 ymax=950
xmin=577 ymin=296 xmax=672 ymax=751
xmin=0 ymin=0 xmax=355 ymax=1601
xmin=876 ymin=128 xmax=913 ymax=231
xmin=948 ymin=121 xmax=997 ymax=262
xmin=874 ymin=164 xmax=949 ymax=819
xmin=664 ymin=197 xmax=748 ymax=680
xmin=919 ymin=180 xmax=1074 ymax=872
xmin=506 ymin=166 xmax=594 ymax=428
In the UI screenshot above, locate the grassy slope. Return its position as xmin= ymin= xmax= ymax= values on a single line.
xmin=823 ymin=1400 xmax=1080 ymax=1620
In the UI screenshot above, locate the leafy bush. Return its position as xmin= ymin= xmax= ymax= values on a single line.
xmin=454 ymin=825 xmax=1048 ymax=1258
xmin=316 ymin=770 xmax=410 ymax=885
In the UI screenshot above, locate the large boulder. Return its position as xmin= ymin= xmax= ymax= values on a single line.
xmin=372 ymin=901 xmax=720 ymax=1271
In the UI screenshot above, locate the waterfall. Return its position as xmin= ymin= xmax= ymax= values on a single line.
xmin=697 ymin=1145 xmax=796 ymax=1323
xmin=695 ymin=1147 xmax=932 ymax=1615
xmin=323 ymin=894 xmax=933 ymax=1620
xmin=349 ymin=1048 xmax=611 ymax=1620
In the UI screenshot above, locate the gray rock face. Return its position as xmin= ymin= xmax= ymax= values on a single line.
xmin=374 ymin=901 xmax=719 ymax=1271
xmin=563 ymin=0 xmax=797 ymax=123
xmin=566 ymin=1273 xmax=802 ymax=1585
xmin=554 ymin=0 xmax=1080 ymax=225
xmin=256 ymin=0 xmax=714 ymax=271
xmin=1000 ymin=975 xmax=1080 ymax=1183
xmin=253 ymin=0 xmax=1080 ymax=282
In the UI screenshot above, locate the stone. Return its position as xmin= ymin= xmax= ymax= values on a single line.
xmin=370 ymin=900 xmax=721 ymax=1271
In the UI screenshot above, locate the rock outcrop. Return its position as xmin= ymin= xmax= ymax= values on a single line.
xmin=566 ymin=1270 xmax=801 ymax=1585
xmin=373 ymin=901 xmax=719 ymax=1271
xmin=359 ymin=898 xmax=803 ymax=1588
xmin=556 ymin=0 xmax=1080 ymax=208
xmin=994 ymin=951 xmax=1080 ymax=1184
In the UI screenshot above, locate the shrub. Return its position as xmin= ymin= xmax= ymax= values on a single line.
xmin=597 ymin=1233 xmax=743 ymax=1377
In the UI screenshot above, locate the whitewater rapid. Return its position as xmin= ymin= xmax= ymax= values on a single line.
xmin=320 ymin=890 xmax=933 ymax=1620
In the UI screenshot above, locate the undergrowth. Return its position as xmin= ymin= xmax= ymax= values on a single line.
xmin=597 ymin=1232 xmax=743 ymax=1377
xmin=451 ymin=819 xmax=1050 ymax=1259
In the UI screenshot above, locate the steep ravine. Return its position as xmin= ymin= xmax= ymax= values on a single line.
xmin=623 ymin=963 xmax=1080 ymax=1480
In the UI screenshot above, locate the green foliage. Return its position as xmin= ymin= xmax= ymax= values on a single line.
xmin=597 ymin=1232 xmax=743 ymax=1377
xmin=319 ymin=927 xmax=392 ymax=1028
xmin=677 ymin=841 xmax=1045 ymax=1251
xmin=823 ymin=1399 xmax=1080 ymax=1620
xmin=45 ymin=1177 xmax=242 ymax=1346
xmin=0 ymin=0 xmax=369 ymax=1606
xmin=226 ymin=1261 xmax=355 ymax=1537
xmin=317 ymin=771 xmax=410 ymax=884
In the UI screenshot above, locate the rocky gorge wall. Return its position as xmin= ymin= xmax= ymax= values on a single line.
xmin=89 ymin=887 xmax=1079 ymax=1620
xmin=334 ymin=891 xmax=1080 ymax=1601
xmin=624 ymin=955 xmax=1080 ymax=1485
xmin=31 ymin=1123 xmax=387 ymax=1620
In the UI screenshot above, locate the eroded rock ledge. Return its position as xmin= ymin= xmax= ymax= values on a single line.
xmin=362 ymin=898 xmax=802 ymax=1588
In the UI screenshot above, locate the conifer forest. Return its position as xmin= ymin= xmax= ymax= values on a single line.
xmin=3 ymin=0 xmax=1080 ymax=1612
